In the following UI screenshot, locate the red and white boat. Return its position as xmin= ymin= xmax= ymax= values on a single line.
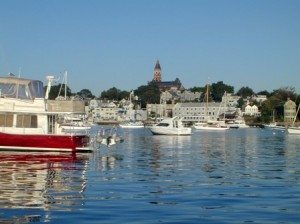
xmin=0 ymin=74 xmax=90 ymax=152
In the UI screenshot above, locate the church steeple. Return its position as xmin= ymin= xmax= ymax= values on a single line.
xmin=153 ymin=60 xmax=162 ymax=82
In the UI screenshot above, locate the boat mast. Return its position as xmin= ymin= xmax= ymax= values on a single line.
xmin=64 ymin=71 xmax=67 ymax=100
xmin=292 ymin=103 xmax=300 ymax=126
xmin=57 ymin=71 xmax=67 ymax=100
xmin=223 ymin=91 xmax=227 ymax=121
xmin=205 ymin=83 xmax=209 ymax=121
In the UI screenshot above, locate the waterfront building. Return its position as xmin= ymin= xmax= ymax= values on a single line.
xmin=147 ymin=103 xmax=174 ymax=119
xmin=91 ymin=101 xmax=120 ymax=121
xmin=172 ymin=102 xmax=228 ymax=123
xmin=284 ymin=98 xmax=296 ymax=123
xmin=89 ymin=98 xmax=147 ymax=122
xmin=222 ymin=93 xmax=240 ymax=107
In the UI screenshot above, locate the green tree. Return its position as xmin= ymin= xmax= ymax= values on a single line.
xmin=257 ymin=90 xmax=270 ymax=97
xmin=44 ymin=84 xmax=72 ymax=100
xmin=119 ymin=90 xmax=130 ymax=100
xmin=260 ymin=100 xmax=274 ymax=123
xmin=77 ymin=89 xmax=95 ymax=100
xmin=259 ymin=87 xmax=297 ymax=123
xmin=211 ymin=81 xmax=234 ymax=102
xmin=237 ymin=97 xmax=244 ymax=108
xmin=236 ymin=86 xmax=254 ymax=98
xmin=134 ymin=82 xmax=160 ymax=108
xmin=100 ymin=88 xmax=130 ymax=101
xmin=270 ymin=86 xmax=297 ymax=102
xmin=188 ymin=86 xmax=205 ymax=93
xmin=200 ymin=84 xmax=213 ymax=102
xmin=100 ymin=87 xmax=121 ymax=100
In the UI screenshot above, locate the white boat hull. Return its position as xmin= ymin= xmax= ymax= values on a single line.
xmin=194 ymin=122 xmax=229 ymax=131
xmin=60 ymin=125 xmax=91 ymax=133
xmin=194 ymin=126 xmax=229 ymax=131
xmin=119 ymin=121 xmax=144 ymax=128
xmin=148 ymin=126 xmax=191 ymax=135
xmin=119 ymin=125 xmax=144 ymax=128
xmin=287 ymin=127 xmax=300 ymax=134
xmin=231 ymin=123 xmax=249 ymax=128
xmin=148 ymin=116 xmax=192 ymax=136
xmin=264 ymin=123 xmax=286 ymax=131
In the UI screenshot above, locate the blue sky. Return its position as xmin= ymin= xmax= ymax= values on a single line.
xmin=0 ymin=0 xmax=299 ymax=96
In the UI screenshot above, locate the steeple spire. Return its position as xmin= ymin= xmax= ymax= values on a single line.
xmin=153 ymin=60 xmax=162 ymax=82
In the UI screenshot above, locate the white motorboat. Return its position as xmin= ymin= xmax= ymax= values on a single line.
xmin=287 ymin=126 xmax=300 ymax=134
xmin=228 ymin=118 xmax=249 ymax=129
xmin=0 ymin=74 xmax=90 ymax=152
xmin=194 ymin=120 xmax=229 ymax=131
xmin=148 ymin=116 xmax=192 ymax=135
xmin=59 ymin=115 xmax=92 ymax=134
xmin=264 ymin=110 xmax=286 ymax=131
xmin=119 ymin=120 xmax=144 ymax=128
xmin=264 ymin=122 xmax=286 ymax=131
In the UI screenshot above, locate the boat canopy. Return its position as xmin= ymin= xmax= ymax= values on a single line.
xmin=0 ymin=75 xmax=44 ymax=100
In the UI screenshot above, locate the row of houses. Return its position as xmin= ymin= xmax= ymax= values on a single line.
xmin=87 ymin=92 xmax=265 ymax=123
xmin=87 ymin=79 xmax=297 ymax=124
xmin=88 ymin=99 xmax=297 ymax=124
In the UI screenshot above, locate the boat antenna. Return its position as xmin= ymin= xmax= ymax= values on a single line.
xmin=57 ymin=71 xmax=68 ymax=99
xmin=18 ymin=67 xmax=21 ymax=78
xmin=45 ymin=75 xmax=55 ymax=100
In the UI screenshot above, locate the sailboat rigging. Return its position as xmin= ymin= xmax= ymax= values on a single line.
xmin=287 ymin=102 xmax=300 ymax=134
xmin=193 ymin=83 xmax=229 ymax=131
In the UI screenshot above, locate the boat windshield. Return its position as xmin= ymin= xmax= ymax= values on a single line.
xmin=157 ymin=123 xmax=169 ymax=127
xmin=0 ymin=76 xmax=44 ymax=99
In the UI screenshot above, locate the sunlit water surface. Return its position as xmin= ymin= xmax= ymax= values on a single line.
xmin=0 ymin=127 xmax=299 ymax=223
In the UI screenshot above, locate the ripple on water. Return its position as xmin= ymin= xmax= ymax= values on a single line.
xmin=0 ymin=128 xmax=299 ymax=223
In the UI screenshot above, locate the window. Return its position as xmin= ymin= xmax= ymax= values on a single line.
xmin=157 ymin=123 xmax=169 ymax=127
xmin=16 ymin=115 xmax=38 ymax=128
xmin=0 ymin=113 xmax=13 ymax=127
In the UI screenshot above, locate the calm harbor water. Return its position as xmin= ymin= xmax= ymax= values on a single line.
xmin=0 ymin=127 xmax=299 ymax=223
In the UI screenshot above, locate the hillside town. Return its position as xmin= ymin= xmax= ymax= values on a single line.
xmin=85 ymin=60 xmax=299 ymax=127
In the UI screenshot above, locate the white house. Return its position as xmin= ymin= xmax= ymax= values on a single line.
xmin=244 ymin=104 xmax=260 ymax=116
xmin=284 ymin=98 xmax=296 ymax=123
xmin=252 ymin=95 xmax=267 ymax=104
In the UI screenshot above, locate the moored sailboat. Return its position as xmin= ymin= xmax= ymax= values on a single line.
xmin=287 ymin=103 xmax=300 ymax=134
xmin=193 ymin=85 xmax=229 ymax=131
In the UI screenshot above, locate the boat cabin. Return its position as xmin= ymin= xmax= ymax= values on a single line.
xmin=0 ymin=75 xmax=85 ymax=135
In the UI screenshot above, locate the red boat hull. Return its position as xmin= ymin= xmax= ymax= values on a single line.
xmin=0 ymin=132 xmax=90 ymax=152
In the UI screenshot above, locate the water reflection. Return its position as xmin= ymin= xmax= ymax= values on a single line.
xmin=1 ymin=128 xmax=299 ymax=223
xmin=89 ymin=148 xmax=124 ymax=171
xmin=0 ymin=152 xmax=89 ymax=210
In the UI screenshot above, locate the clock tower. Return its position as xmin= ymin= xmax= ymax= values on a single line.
xmin=153 ymin=60 xmax=162 ymax=82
